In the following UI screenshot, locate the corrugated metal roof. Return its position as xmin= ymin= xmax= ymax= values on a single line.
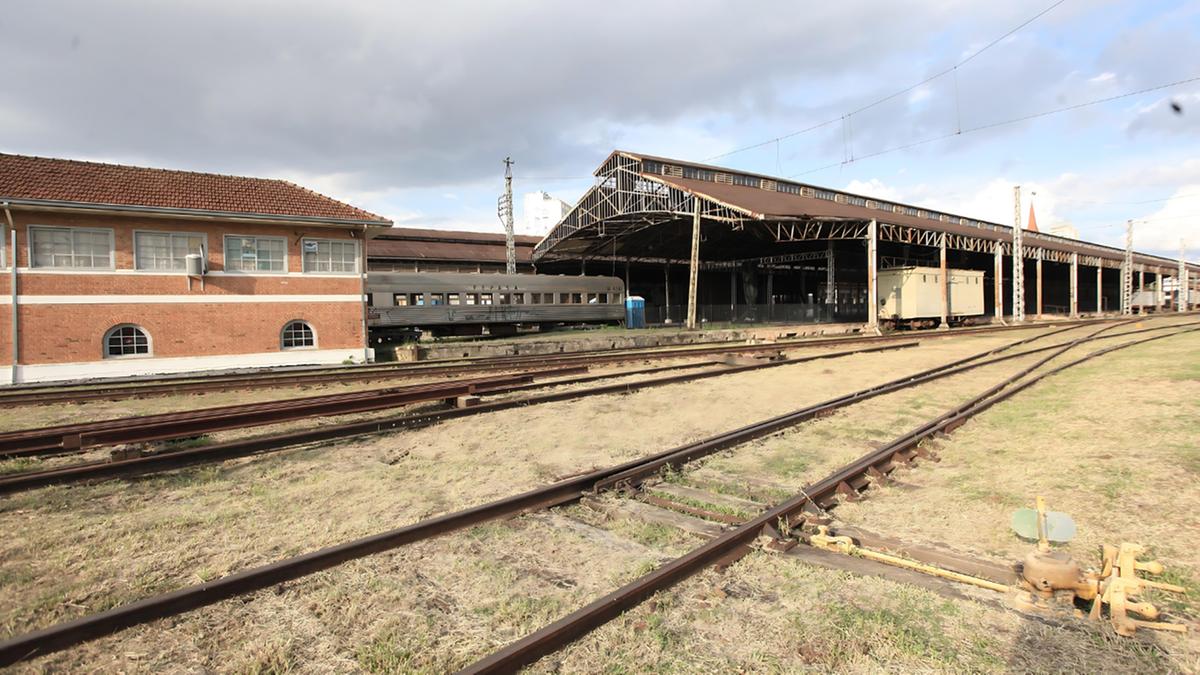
xmin=369 ymin=227 xmax=535 ymax=263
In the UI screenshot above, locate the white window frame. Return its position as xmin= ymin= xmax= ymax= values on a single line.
xmin=280 ymin=320 xmax=318 ymax=350
xmin=133 ymin=229 xmax=207 ymax=273
xmin=28 ymin=225 xmax=115 ymax=270
xmin=301 ymin=237 xmax=359 ymax=275
xmin=223 ymin=234 xmax=288 ymax=274
xmin=103 ymin=324 xmax=153 ymax=359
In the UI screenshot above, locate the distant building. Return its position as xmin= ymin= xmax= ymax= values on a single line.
xmin=368 ymin=227 xmax=539 ymax=274
xmin=521 ymin=191 xmax=570 ymax=235
xmin=1048 ymin=223 xmax=1080 ymax=239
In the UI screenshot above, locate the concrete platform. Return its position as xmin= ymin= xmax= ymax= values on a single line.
xmin=397 ymin=322 xmax=873 ymax=361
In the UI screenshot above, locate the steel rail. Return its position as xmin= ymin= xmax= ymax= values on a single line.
xmin=0 ymin=322 xmax=1126 ymax=664
xmin=0 ymin=368 xmax=588 ymax=457
xmin=458 ymin=324 xmax=1200 ymax=674
xmin=0 ymin=342 xmax=919 ymax=495
xmin=589 ymin=318 xmax=1181 ymax=491
xmin=0 ymin=315 xmax=1143 ymax=406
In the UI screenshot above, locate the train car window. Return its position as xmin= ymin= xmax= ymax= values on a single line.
xmin=559 ymin=293 xmax=570 ymax=304
xmin=598 ymin=293 xmax=607 ymax=304
xmin=465 ymin=293 xmax=478 ymax=305
xmin=480 ymin=293 xmax=494 ymax=305
xmin=543 ymin=293 xmax=554 ymax=304
xmin=530 ymin=293 xmax=541 ymax=304
xmin=448 ymin=293 xmax=461 ymax=305
xmin=512 ymin=293 xmax=524 ymax=304
xmin=430 ymin=293 xmax=445 ymax=306
xmin=571 ymin=293 xmax=583 ymax=304
xmin=499 ymin=293 xmax=510 ymax=305
xmin=394 ymin=294 xmax=408 ymax=306
xmin=587 ymin=293 xmax=598 ymax=304
xmin=413 ymin=293 xmax=426 ymax=306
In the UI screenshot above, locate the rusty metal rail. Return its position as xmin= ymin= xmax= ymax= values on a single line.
xmin=0 ymin=315 xmax=1141 ymax=406
xmin=0 ymin=320 xmax=1138 ymax=665
xmin=457 ymin=322 xmax=1200 ymax=674
xmin=0 ymin=342 xmax=919 ymax=495
xmin=0 ymin=368 xmax=588 ymax=457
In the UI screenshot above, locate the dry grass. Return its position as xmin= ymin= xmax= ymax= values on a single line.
xmin=0 ymin=333 xmax=1028 ymax=664
xmin=7 ymin=322 xmax=1195 ymax=672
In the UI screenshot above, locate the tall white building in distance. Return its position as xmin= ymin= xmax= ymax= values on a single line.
xmin=521 ymin=191 xmax=571 ymax=235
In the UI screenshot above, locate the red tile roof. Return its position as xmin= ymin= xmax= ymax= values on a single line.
xmin=0 ymin=153 xmax=390 ymax=223
xmin=1027 ymin=204 xmax=1039 ymax=232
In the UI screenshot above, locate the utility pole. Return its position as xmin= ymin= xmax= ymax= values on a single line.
xmin=1122 ymin=220 xmax=1133 ymax=315
xmin=1012 ymin=186 xmax=1024 ymax=322
xmin=497 ymin=157 xmax=516 ymax=275
xmin=1180 ymin=239 xmax=1188 ymax=312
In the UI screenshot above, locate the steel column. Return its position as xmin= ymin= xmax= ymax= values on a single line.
xmin=1096 ymin=266 xmax=1103 ymax=314
xmin=685 ymin=199 xmax=700 ymax=329
xmin=1036 ymin=251 xmax=1043 ymax=319
xmin=994 ymin=242 xmax=1004 ymax=321
xmin=939 ymin=233 xmax=948 ymax=329
xmin=825 ymin=240 xmax=836 ymax=308
xmin=867 ymin=219 xmax=878 ymax=330
xmin=663 ymin=261 xmax=671 ymax=324
xmin=1070 ymin=252 xmax=1078 ymax=318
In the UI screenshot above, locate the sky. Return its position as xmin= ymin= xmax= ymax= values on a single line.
xmin=2 ymin=0 xmax=1198 ymax=258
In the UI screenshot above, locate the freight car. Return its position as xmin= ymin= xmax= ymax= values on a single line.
xmin=366 ymin=272 xmax=625 ymax=340
xmin=877 ymin=266 xmax=986 ymax=329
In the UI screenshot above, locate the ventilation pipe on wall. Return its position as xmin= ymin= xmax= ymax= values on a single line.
xmin=3 ymin=202 xmax=18 ymax=384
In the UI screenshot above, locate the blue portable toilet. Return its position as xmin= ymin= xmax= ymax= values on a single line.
xmin=624 ymin=295 xmax=646 ymax=329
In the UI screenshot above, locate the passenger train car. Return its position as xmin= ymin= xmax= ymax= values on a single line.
xmin=366 ymin=272 xmax=625 ymax=339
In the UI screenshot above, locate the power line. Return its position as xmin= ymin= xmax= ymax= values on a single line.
xmin=704 ymin=0 xmax=1066 ymax=162
xmin=788 ymin=74 xmax=1200 ymax=178
xmin=511 ymin=176 xmax=591 ymax=181
xmin=1057 ymin=191 xmax=1200 ymax=207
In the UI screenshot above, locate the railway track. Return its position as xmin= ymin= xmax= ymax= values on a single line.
xmin=4 ymin=316 xmax=1191 ymax=666
xmin=0 ymin=367 xmax=588 ymax=458
xmin=0 ymin=315 xmax=1143 ymax=406
xmin=459 ymin=318 xmax=1200 ymax=673
xmin=0 ymin=340 xmax=919 ymax=494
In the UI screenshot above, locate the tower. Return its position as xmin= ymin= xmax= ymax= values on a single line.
xmin=497 ymin=157 xmax=516 ymax=275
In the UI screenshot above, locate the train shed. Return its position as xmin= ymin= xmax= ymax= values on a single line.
xmin=535 ymin=151 xmax=1199 ymax=327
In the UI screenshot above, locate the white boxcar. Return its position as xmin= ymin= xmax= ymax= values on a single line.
xmin=877 ymin=266 xmax=986 ymax=328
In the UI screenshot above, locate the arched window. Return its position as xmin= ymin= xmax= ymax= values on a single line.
xmin=281 ymin=320 xmax=316 ymax=349
xmin=104 ymin=325 xmax=151 ymax=358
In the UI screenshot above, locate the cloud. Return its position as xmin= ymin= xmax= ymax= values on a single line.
xmin=0 ymin=0 xmax=1077 ymax=194
xmin=1135 ymin=185 xmax=1200 ymax=253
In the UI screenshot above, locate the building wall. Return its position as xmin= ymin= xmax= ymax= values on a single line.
xmin=521 ymin=191 xmax=570 ymax=236
xmin=0 ymin=209 xmax=368 ymax=381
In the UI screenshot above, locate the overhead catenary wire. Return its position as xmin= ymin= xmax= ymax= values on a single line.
xmin=788 ymin=74 xmax=1200 ymax=178
xmin=703 ymin=0 xmax=1067 ymax=162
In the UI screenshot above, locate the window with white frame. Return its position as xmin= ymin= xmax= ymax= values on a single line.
xmin=104 ymin=325 xmax=151 ymax=358
xmin=301 ymin=238 xmax=358 ymax=273
xmin=281 ymin=320 xmax=316 ymax=349
xmin=224 ymin=235 xmax=286 ymax=272
xmin=135 ymin=231 xmax=205 ymax=271
xmin=29 ymin=226 xmax=113 ymax=269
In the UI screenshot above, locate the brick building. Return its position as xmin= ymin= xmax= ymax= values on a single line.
xmin=0 ymin=154 xmax=391 ymax=383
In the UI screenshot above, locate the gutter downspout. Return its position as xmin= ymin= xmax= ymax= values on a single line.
xmin=4 ymin=203 xmax=17 ymax=384
xmin=359 ymin=225 xmax=370 ymax=364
